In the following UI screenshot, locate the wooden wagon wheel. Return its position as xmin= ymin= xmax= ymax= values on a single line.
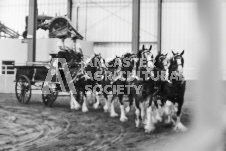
xmin=42 ymin=83 xmax=58 ymax=107
xmin=15 ymin=75 xmax=32 ymax=104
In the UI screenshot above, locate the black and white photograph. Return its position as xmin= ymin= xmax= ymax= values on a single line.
xmin=0 ymin=0 xmax=225 ymax=150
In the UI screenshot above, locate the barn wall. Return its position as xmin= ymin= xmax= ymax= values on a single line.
xmin=222 ymin=2 xmax=226 ymax=79
xmin=72 ymin=0 xmax=158 ymax=70
xmin=0 ymin=0 xmax=225 ymax=80
xmin=161 ymin=0 xmax=199 ymax=79
xmin=72 ymin=0 xmax=157 ymax=42
xmin=74 ymin=0 xmax=198 ymax=79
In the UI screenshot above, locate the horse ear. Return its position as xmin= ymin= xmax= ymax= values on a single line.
xmin=172 ymin=50 xmax=176 ymax=56
xmin=149 ymin=45 xmax=152 ymax=51
xmin=142 ymin=44 xmax=145 ymax=50
xmin=180 ymin=50 xmax=184 ymax=56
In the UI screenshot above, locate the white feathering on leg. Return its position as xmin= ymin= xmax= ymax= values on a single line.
xmin=93 ymin=92 xmax=100 ymax=109
xmin=82 ymin=96 xmax=88 ymax=112
xmin=145 ymin=107 xmax=155 ymax=133
xmin=110 ymin=100 xmax=118 ymax=117
xmin=125 ymin=106 xmax=131 ymax=113
xmin=135 ymin=108 xmax=141 ymax=128
xmin=103 ymin=98 xmax=109 ymax=112
xmin=173 ymin=116 xmax=187 ymax=132
xmin=120 ymin=105 xmax=128 ymax=122
xmin=70 ymin=91 xmax=80 ymax=110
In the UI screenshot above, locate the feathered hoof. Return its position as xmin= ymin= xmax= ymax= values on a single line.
xmin=156 ymin=116 xmax=162 ymax=122
xmin=173 ymin=123 xmax=188 ymax=132
xmin=135 ymin=119 xmax=141 ymax=128
xmin=125 ymin=106 xmax=131 ymax=113
xmin=144 ymin=125 xmax=155 ymax=133
xmin=70 ymin=105 xmax=75 ymax=110
xmin=142 ymin=119 xmax=147 ymax=126
xmin=120 ymin=116 xmax=128 ymax=122
xmin=103 ymin=105 xmax=109 ymax=112
xmin=74 ymin=105 xmax=81 ymax=111
xmin=93 ymin=103 xmax=99 ymax=109
xmin=152 ymin=116 xmax=158 ymax=124
xmin=82 ymin=107 xmax=88 ymax=113
xmin=165 ymin=118 xmax=172 ymax=124
xmin=110 ymin=112 xmax=119 ymax=117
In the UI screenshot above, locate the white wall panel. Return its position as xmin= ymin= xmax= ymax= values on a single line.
xmin=221 ymin=3 xmax=226 ymax=70
xmin=37 ymin=0 xmax=67 ymax=16
xmin=73 ymin=0 xmax=157 ymax=42
xmin=140 ymin=0 xmax=157 ymax=42
xmin=162 ymin=0 xmax=200 ymax=79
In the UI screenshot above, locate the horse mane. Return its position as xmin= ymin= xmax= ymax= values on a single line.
xmin=137 ymin=49 xmax=143 ymax=59
xmin=119 ymin=53 xmax=136 ymax=79
xmin=154 ymin=54 xmax=162 ymax=68
xmin=107 ymin=57 xmax=119 ymax=70
xmin=108 ymin=58 xmax=116 ymax=67
xmin=123 ymin=53 xmax=133 ymax=58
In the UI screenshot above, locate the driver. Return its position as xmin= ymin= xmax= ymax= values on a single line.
xmin=69 ymin=35 xmax=83 ymax=56
xmin=56 ymin=35 xmax=67 ymax=53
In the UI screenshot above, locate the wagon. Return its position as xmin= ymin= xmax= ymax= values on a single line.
xmin=14 ymin=60 xmax=61 ymax=107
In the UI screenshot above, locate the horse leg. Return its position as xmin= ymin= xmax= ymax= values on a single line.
xmin=93 ymin=90 xmax=101 ymax=109
xmin=125 ymin=94 xmax=133 ymax=113
xmin=153 ymin=99 xmax=163 ymax=122
xmin=82 ymin=92 xmax=88 ymax=112
xmin=88 ymin=91 xmax=94 ymax=105
xmin=119 ymin=94 xmax=128 ymax=122
xmin=164 ymin=100 xmax=174 ymax=124
xmin=110 ymin=94 xmax=118 ymax=117
xmin=70 ymin=90 xmax=81 ymax=110
xmin=140 ymin=98 xmax=147 ymax=125
xmin=103 ymin=92 xmax=110 ymax=112
xmin=70 ymin=90 xmax=75 ymax=109
xmin=144 ymin=96 xmax=155 ymax=133
xmin=157 ymin=99 xmax=164 ymax=116
xmin=134 ymin=98 xmax=142 ymax=128
xmin=173 ymin=99 xmax=187 ymax=132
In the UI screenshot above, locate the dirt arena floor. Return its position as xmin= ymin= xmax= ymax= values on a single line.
xmin=0 ymin=81 xmax=225 ymax=151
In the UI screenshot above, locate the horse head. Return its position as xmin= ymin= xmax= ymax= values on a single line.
xmin=120 ymin=53 xmax=138 ymax=79
xmin=154 ymin=53 xmax=169 ymax=71
xmin=93 ymin=53 xmax=106 ymax=69
xmin=170 ymin=50 xmax=185 ymax=75
xmin=138 ymin=45 xmax=154 ymax=69
xmin=106 ymin=55 xmax=122 ymax=72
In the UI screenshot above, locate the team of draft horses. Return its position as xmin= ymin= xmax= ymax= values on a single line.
xmin=50 ymin=45 xmax=187 ymax=133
